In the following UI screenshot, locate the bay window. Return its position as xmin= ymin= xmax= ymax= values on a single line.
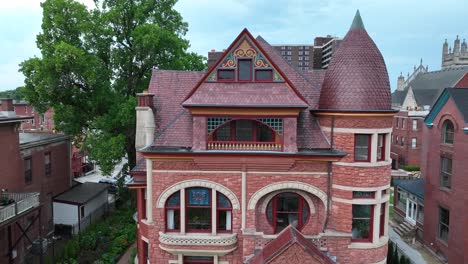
xmin=165 ymin=188 xmax=233 ymax=233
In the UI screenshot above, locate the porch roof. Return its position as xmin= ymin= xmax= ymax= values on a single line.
xmin=394 ymin=178 xmax=425 ymax=200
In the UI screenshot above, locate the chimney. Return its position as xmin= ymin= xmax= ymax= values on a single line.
xmin=0 ymin=98 xmax=14 ymax=112
xmin=136 ymin=90 xmax=154 ymax=108
xmin=135 ymin=91 xmax=155 ymax=151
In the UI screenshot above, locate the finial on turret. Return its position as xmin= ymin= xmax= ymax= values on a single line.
xmin=420 ymin=58 xmax=423 ymax=65
xmin=350 ymin=10 xmax=365 ymax=30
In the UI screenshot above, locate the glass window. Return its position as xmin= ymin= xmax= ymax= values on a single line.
xmin=217 ymin=193 xmax=232 ymax=232
xmin=412 ymin=138 xmax=417 ymax=149
xmin=377 ymin=134 xmax=385 ymax=161
xmin=352 ymin=205 xmax=373 ymax=241
xmin=353 ymin=191 xmax=374 ymax=198
xmin=442 ymin=120 xmax=454 ymax=144
xmin=379 ymin=204 xmax=385 ymax=237
xmin=354 ymin=134 xmax=370 ymax=161
xmin=401 ymin=137 xmax=405 ymax=146
xmin=396 ymin=189 xmax=407 ymax=211
xmin=255 ymin=70 xmax=272 ymax=81
xmin=440 ymin=157 xmax=452 ymax=189
xmin=266 ymin=193 xmax=309 ymax=233
xmin=402 ymin=119 xmax=405 ymax=128
xmin=412 ymin=119 xmax=418 ymax=131
xmin=210 ymin=119 xmax=279 ymax=144
xmin=238 ymin=59 xmax=252 ymax=81
xmin=438 ymin=207 xmax=449 ymax=243
xmin=396 ymin=118 xmax=399 ymax=128
xmin=45 ymin=152 xmax=51 ymax=176
xmin=218 ymin=70 xmax=234 ymax=81
xmin=25 ymin=157 xmax=32 ymax=183
xmin=417 ymin=204 xmax=424 ymax=223
xmin=184 ymin=256 xmax=214 ymax=264
xmin=166 ymin=192 xmax=181 ymax=231
xmin=235 ymin=120 xmax=253 ymax=141
xmin=187 ymin=188 xmax=211 ymax=231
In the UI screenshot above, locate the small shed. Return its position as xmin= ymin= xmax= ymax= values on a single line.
xmin=53 ymin=182 xmax=109 ymax=234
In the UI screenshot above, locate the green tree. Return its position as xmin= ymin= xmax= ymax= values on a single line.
xmin=20 ymin=0 xmax=206 ymax=173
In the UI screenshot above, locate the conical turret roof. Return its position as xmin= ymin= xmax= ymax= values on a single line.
xmin=319 ymin=11 xmax=392 ymax=111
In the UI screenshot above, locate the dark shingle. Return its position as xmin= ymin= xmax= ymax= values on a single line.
xmin=394 ymin=179 xmax=425 ymax=200
xmin=54 ymin=182 xmax=108 ymax=204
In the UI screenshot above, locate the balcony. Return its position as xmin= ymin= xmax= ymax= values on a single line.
xmin=207 ymin=141 xmax=282 ymax=151
xmin=159 ymin=232 xmax=237 ymax=246
xmin=0 ymin=192 xmax=40 ymax=223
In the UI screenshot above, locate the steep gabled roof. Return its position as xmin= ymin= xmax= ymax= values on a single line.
xmin=183 ymin=29 xmax=308 ymax=108
xmin=319 ymin=10 xmax=392 ymax=111
xmin=425 ymin=88 xmax=468 ymax=125
xmin=248 ymin=225 xmax=335 ymax=264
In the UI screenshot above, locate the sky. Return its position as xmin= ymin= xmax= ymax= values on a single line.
xmin=1 ymin=0 xmax=467 ymax=92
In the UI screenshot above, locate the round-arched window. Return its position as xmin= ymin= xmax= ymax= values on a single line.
xmin=442 ymin=120 xmax=454 ymax=144
xmin=266 ymin=192 xmax=309 ymax=233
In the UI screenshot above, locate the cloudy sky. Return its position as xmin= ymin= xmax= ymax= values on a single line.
xmin=1 ymin=0 xmax=467 ymax=92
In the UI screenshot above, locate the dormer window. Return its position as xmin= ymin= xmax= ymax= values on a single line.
xmin=238 ymin=59 xmax=252 ymax=81
xmin=218 ymin=70 xmax=234 ymax=81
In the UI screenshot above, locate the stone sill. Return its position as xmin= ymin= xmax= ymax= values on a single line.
xmin=348 ymin=236 xmax=388 ymax=249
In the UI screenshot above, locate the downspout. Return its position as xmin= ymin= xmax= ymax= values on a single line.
xmin=323 ymin=116 xmax=334 ymax=232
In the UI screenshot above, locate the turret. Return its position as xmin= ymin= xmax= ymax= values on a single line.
xmin=453 ymin=35 xmax=460 ymax=59
xmin=443 ymin=39 xmax=449 ymax=55
xmin=397 ymin=72 xmax=405 ymax=91
xmin=461 ymin=39 xmax=467 ymax=55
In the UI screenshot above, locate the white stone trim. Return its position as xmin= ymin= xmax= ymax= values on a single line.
xmin=152 ymin=170 xmax=327 ymax=175
xmin=332 ymin=195 xmax=389 ymax=205
xmin=248 ymin=181 xmax=327 ymax=210
xmin=261 ymin=190 xmax=315 ymax=214
xmin=241 ymin=171 xmax=247 ymax=230
xmin=371 ymin=258 xmax=387 ymax=264
xmin=348 ymin=236 xmax=388 ymax=249
xmin=333 ymin=160 xmax=392 ymax=167
xmin=159 ymin=245 xmax=237 ymax=256
xmin=146 ymin=158 xmax=153 ymax=223
xmin=141 ymin=235 xmax=149 ymax=243
xmin=180 ymin=188 xmax=186 ymax=234
xmin=159 ymin=232 xmax=237 ymax=246
xmin=332 ymin=184 xmax=390 ymax=192
xmin=243 ymin=230 xmax=351 ymax=239
xmin=156 ymin=180 xmax=240 ymax=210
xmin=321 ymin=127 xmax=392 ymax=134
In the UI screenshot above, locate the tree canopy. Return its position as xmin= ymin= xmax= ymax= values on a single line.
xmin=20 ymin=0 xmax=206 ymax=174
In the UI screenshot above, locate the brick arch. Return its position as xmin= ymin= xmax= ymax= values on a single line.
xmin=248 ymin=181 xmax=327 ymax=210
xmin=260 ymin=190 xmax=316 ymax=214
xmin=156 ymin=179 xmax=240 ymax=209
xmin=437 ymin=114 xmax=459 ymax=131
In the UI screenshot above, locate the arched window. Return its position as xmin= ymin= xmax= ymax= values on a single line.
xmin=266 ymin=192 xmax=309 ymax=233
xmin=442 ymin=120 xmax=454 ymax=144
xmin=212 ymin=119 xmax=275 ymax=142
xmin=217 ymin=193 xmax=232 ymax=232
xmin=165 ymin=188 xmax=233 ymax=233
xmin=166 ymin=192 xmax=180 ymax=232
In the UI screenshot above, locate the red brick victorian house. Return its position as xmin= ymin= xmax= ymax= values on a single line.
xmin=129 ymin=11 xmax=395 ymax=264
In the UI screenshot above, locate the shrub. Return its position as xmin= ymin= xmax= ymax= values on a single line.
xmin=400 ymin=165 xmax=420 ymax=171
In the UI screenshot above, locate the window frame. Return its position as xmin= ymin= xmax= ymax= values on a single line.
xmin=237 ymin=59 xmax=252 ymax=82
xmin=266 ymin=192 xmax=310 ymax=234
xmin=186 ymin=188 xmax=212 ymax=233
xmin=412 ymin=119 xmax=418 ymax=131
xmin=216 ymin=192 xmax=233 ymax=233
xmin=438 ymin=206 xmax=450 ymax=243
xmin=254 ymin=69 xmax=273 ymax=82
xmin=183 ymin=256 xmax=214 ymax=264
xmin=211 ymin=119 xmax=278 ymax=143
xmin=377 ymin=134 xmax=386 ymax=161
xmin=401 ymin=136 xmax=405 ymax=146
xmin=354 ymin=134 xmax=371 ymax=162
xmin=217 ymin=69 xmax=235 ymax=82
xmin=440 ymin=156 xmax=452 ymax=189
xmin=442 ymin=120 xmax=454 ymax=144
xmin=165 ymin=191 xmax=181 ymax=232
xmin=45 ymin=152 xmax=52 ymax=176
xmin=379 ymin=204 xmax=385 ymax=237
xmin=351 ymin=204 xmax=374 ymax=242
xmin=24 ymin=157 xmax=32 ymax=184
xmin=353 ymin=191 xmax=375 ymax=199
xmin=411 ymin=138 xmax=417 ymax=149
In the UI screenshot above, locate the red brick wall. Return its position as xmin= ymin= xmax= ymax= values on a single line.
xmin=422 ymin=97 xmax=468 ymax=263
xmin=391 ymin=111 xmax=424 ymax=167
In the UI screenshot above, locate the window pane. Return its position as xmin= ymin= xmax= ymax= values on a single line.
xmin=352 ymin=219 xmax=371 ymax=239
xmin=443 ymin=120 xmax=454 ymax=144
xmin=352 ymin=205 xmax=371 ymax=218
xmin=218 ymin=210 xmax=232 ymax=231
xmin=218 ymin=70 xmax=234 ymax=80
xmin=187 ymin=208 xmax=211 ymax=230
xmin=187 ymin=188 xmax=210 ymax=206
xmin=266 ymin=201 xmax=273 ymax=224
xmin=355 ymin=135 xmax=369 ymax=161
xmin=166 ymin=209 xmax=180 ymax=230
xmin=167 ymin=192 xmax=180 ymax=207
xmin=255 ymin=70 xmax=272 ymax=81
xmin=238 ymin=60 xmax=252 ymax=81
xmin=302 ymin=204 xmax=309 ymax=224
xmin=217 ymin=193 xmax=232 ymax=208
xmin=276 ymin=213 xmax=298 ymax=232
xmin=256 ymin=123 xmax=273 ymax=142
xmin=276 ymin=194 xmax=299 ymax=212
xmin=235 ymin=120 xmax=253 ymax=141
xmin=214 ymin=124 xmax=231 ymax=141
xmin=355 ymin=135 xmax=369 ymax=146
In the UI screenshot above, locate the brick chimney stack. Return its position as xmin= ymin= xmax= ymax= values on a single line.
xmin=137 ymin=90 xmax=154 ymax=108
xmin=0 ymin=98 xmax=14 ymax=112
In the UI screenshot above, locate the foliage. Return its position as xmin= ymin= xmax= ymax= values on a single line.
xmin=400 ymin=165 xmax=420 ymax=172
xmin=0 ymin=87 xmax=26 ymax=100
xmin=129 ymin=247 xmax=137 ymax=264
xmin=51 ymin=206 xmax=136 ymax=264
xmin=20 ymin=0 xmax=206 ymax=174
xmin=387 ymin=241 xmax=411 ymax=264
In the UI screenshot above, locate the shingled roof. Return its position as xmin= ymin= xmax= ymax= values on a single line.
xmin=319 ymin=10 xmax=392 ymax=111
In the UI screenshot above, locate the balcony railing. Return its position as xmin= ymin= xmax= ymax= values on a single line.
xmin=0 ymin=192 xmax=40 ymax=223
xmin=207 ymin=141 xmax=282 ymax=151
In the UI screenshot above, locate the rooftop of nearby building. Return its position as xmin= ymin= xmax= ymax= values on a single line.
xmin=19 ymin=132 xmax=70 ymax=148
xmin=394 ymin=178 xmax=425 ymax=200
xmin=53 ymin=182 xmax=108 ymax=205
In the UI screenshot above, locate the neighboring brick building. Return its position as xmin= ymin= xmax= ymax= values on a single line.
xmin=0 ymin=100 xmax=55 ymax=131
xmin=390 ymin=110 xmax=428 ymax=168
xmin=130 ymin=11 xmax=395 ymax=264
xmin=0 ymin=99 xmax=72 ymax=264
